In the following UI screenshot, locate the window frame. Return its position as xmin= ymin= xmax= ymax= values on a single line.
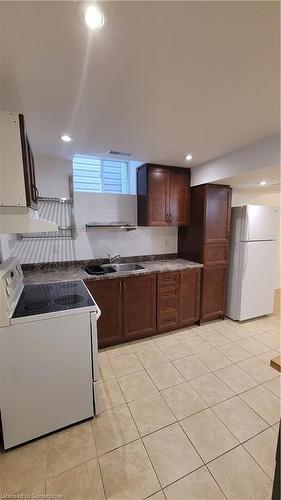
xmin=73 ymin=155 xmax=130 ymax=194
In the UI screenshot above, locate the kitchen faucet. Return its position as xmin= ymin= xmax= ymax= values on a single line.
xmin=106 ymin=253 xmax=121 ymax=264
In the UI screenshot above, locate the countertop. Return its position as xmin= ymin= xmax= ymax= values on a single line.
xmin=23 ymin=258 xmax=203 ymax=285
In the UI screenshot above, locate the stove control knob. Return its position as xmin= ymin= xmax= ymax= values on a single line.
xmin=6 ymin=277 xmax=12 ymax=286
xmin=16 ymin=265 xmax=22 ymax=275
xmin=6 ymin=287 xmax=12 ymax=296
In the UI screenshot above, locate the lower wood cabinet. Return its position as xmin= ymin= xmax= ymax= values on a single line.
xmin=157 ymin=269 xmax=201 ymax=332
xmin=200 ymin=264 xmax=227 ymax=322
xmin=84 ymin=278 xmax=122 ymax=347
xmin=84 ymin=268 xmax=201 ymax=348
xmin=157 ymin=272 xmax=179 ymax=332
xmin=123 ymin=274 xmax=157 ymax=338
xmin=179 ymin=268 xmax=201 ymax=327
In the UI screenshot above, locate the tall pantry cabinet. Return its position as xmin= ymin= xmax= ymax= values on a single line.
xmin=178 ymin=184 xmax=232 ymax=322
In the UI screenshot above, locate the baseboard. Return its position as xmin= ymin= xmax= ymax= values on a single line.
xmin=273 ymin=288 xmax=281 ymax=314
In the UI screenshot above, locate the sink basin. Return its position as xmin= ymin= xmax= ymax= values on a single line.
xmin=85 ymin=265 xmax=116 ymax=275
xmin=107 ymin=263 xmax=145 ymax=272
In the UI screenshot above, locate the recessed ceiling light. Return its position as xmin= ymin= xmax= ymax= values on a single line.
xmin=84 ymin=5 xmax=104 ymax=29
xmin=258 ymin=181 xmax=267 ymax=186
xmin=61 ymin=135 xmax=73 ymax=142
xmin=185 ymin=154 xmax=193 ymax=161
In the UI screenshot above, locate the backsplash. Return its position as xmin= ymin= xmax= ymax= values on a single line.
xmin=9 ymin=191 xmax=178 ymax=264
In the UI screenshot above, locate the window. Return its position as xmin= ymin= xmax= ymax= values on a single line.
xmin=73 ymin=155 xmax=129 ymax=194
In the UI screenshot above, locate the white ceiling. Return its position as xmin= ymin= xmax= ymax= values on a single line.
xmin=218 ymin=164 xmax=281 ymax=191
xmin=0 ymin=1 xmax=280 ymax=166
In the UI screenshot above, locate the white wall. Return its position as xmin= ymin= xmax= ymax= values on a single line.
xmin=35 ymin=155 xmax=73 ymax=198
xmin=0 ymin=233 xmax=18 ymax=262
xmin=8 ymin=155 xmax=177 ymax=263
xmin=191 ymin=135 xmax=280 ymax=186
xmin=232 ymin=188 xmax=281 ymax=289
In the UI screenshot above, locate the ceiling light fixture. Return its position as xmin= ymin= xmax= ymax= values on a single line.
xmin=61 ymin=135 xmax=73 ymax=142
xmin=84 ymin=5 xmax=104 ymax=29
xmin=185 ymin=154 xmax=193 ymax=161
xmin=258 ymin=181 xmax=267 ymax=186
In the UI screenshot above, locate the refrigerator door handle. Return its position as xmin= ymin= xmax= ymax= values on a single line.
xmin=242 ymin=242 xmax=249 ymax=274
xmin=245 ymin=206 xmax=250 ymax=241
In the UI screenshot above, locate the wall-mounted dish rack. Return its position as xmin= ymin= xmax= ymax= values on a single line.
xmin=20 ymin=196 xmax=75 ymax=240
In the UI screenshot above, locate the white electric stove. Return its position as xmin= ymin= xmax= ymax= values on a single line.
xmin=0 ymin=257 xmax=101 ymax=449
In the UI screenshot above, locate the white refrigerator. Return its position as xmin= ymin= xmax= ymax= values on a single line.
xmin=226 ymin=205 xmax=280 ymax=321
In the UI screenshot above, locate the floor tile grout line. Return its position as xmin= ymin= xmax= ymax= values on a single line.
xmin=208 ymin=399 xmax=271 ymax=445
xmin=141 ymin=428 xmax=205 ymax=493
xmin=241 ymin=439 xmax=277 ymax=482
xmin=236 ymin=390 xmax=280 ymax=428
xmin=125 ymin=399 xmax=163 ymax=492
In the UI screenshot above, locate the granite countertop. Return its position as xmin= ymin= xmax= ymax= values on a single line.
xmin=23 ymin=258 xmax=203 ymax=285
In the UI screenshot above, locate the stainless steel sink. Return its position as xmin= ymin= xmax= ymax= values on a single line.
xmin=102 ymin=263 xmax=145 ymax=272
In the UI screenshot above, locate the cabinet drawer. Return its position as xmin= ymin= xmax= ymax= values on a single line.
xmin=158 ymin=284 xmax=178 ymax=297
xmin=157 ymin=308 xmax=179 ymax=331
xmin=204 ymin=244 xmax=229 ymax=265
xmin=159 ymin=295 xmax=178 ymax=310
xmin=158 ymin=272 xmax=179 ymax=287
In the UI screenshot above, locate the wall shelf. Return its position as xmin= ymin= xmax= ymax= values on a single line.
xmin=86 ymin=222 xmax=136 ymax=232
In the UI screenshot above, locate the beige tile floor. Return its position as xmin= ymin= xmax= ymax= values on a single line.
xmin=0 ymin=315 xmax=280 ymax=499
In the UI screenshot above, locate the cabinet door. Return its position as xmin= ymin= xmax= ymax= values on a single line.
xmin=201 ymin=265 xmax=227 ymax=322
xmin=169 ymin=169 xmax=190 ymax=225
xmin=157 ymin=272 xmax=179 ymax=332
xmin=123 ymin=274 xmax=156 ymax=338
xmin=203 ymin=243 xmax=229 ymax=266
xmin=148 ymin=166 xmax=169 ymax=225
xmin=205 ymin=186 xmax=232 ymax=244
xmin=84 ymin=279 xmax=122 ymax=348
xmin=179 ymin=268 xmax=200 ymax=327
xmin=19 ymin=114 xmax=38 ymax=209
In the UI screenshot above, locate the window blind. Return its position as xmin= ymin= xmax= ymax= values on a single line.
xmin=73 ymin=155 xmax=128 ymax=194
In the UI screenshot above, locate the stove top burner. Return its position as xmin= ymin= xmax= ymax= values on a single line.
xmin=54 ymin=294 xmax=84 ymax=306
xmin=24 ymin=300 xmax=49 ymax=312
xmin=13 ymin=281 xmax=95 ymax=319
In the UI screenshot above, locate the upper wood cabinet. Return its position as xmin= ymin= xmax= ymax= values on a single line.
xmin=204 ymin=185 xmax=232 ymax=244
xmin=0 ymin=111 xmax=38 ymax=209
xmin=19 ymin=115 xmax=38 ymax=209
xmin=137 ymin=164 xmax=190 ymax=226
xmin=178 ymin=184 xmax=232 ymax=265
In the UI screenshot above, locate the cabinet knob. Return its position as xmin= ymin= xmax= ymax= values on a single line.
xmin=169 ymin=214 xmax=172 ymax=223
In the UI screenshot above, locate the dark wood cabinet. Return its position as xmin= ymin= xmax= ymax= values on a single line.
xmin=157 ymin=268 xmax=201 ymax=332
xmin=204 ymin=185 xmax=231 ymax=244
xmin=84 ymin=278 xmax=123 ymax=348
xmin=201 ymin=265 xmax=227 ymax=322
xmin=84 ymin=267 xmax=201 ymax=348
xmin=19 ymin=114 xmax=38 ymax=209
xmin=148 ymin=166 xmax=170 ymax=226
xmin=178 ymin=184 xmax=232 ymax=322
xmin=179 ymin=268 xmax=201 ymax=327
xmin=137 ymin=164 xmax=190 ymax=226
xmin=169 ymin=168 xmax=190 ymax=225
xmin=157 ymin=272 xmax=179 ymax=332
xmin=123 ymin=274 xmax=157 ymax=338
